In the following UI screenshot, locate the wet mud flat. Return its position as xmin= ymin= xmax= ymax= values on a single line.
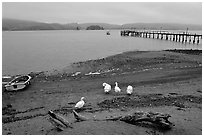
xmin=2 ymin=50 xmax=202 ymax=135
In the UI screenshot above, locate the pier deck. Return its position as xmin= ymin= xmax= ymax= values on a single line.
xmin=121 ymin=30 xmax=202 ymax=44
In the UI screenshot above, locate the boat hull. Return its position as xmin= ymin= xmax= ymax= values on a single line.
xmin=4 ymin=75 xmax=31 ymax=91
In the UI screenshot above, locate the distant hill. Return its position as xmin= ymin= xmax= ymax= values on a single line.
xmin=2 ymin=18 xmax=202 ymax=31
xmin=2 ymin=18 xmax=79 ymax=30
xmin=79 ymin=23 xmax=121 ymax=30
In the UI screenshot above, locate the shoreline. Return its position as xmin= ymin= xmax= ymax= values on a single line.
xmin=27 ymin=49 xmax=202 ymax=80
xmin=4 ymin=49 xmax=202 ymax=78
xmin=2 ymin=49 xmax=202 ymax=135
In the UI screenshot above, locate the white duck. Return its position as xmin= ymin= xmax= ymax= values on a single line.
xmin=115 ymin=82 xmax=121 ymax=92
xmin=103 ymin=83 xmax=111 ymax=93
xmin=75 ymin=97 xmax=85 ymax=109
xmin=126 ymin=85 xmax=133 ymax=95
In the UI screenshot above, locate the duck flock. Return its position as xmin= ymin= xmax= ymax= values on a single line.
xmin=48 ymin=82 xmax=135 ymax=130
xmin=74 ymin=82 xmax=133 ymax=110
xmin=103 ymin=82 xmax=133 ymax=95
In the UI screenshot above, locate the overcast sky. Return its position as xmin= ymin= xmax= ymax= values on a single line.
xmin=2 ymin=2 xmax=202 ymax=25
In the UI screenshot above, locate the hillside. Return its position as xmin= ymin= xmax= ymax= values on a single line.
xmin=79 ymin=23 xmax=121 ymax=30
xmin=2 ymin=18 xmax=202 ymax=31
xmin=2 ymin=18 xmax=78 ymax=30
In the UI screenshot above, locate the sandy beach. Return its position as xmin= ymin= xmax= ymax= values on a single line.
xmin=2 ymin=49 xmax=202 ymax=135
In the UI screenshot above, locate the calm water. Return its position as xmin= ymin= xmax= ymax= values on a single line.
xmin=2 ymin=30 xmax=202 ymax=76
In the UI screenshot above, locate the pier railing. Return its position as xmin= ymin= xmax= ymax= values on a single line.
xmin=120 ymin=30 xmax=202 ymax=44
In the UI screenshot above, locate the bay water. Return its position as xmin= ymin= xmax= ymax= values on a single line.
xmin=2 ymin=30 xmax=202 ymax=76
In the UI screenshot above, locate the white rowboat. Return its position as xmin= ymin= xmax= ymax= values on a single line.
xmin=4 ymin=75 xmax=32 ymax=91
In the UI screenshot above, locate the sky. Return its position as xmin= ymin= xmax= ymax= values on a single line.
xmin=2 ymin=2 xmax=202 ymax=25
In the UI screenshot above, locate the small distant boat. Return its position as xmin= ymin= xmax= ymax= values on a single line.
xmin=106 ymin=31 xmax=110 ymax=35
xmin=4 ymin=75 xmax=32 ymax=91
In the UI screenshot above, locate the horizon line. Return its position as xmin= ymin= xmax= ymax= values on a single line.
xmin=3 ymin=17 xmax=202 ymax=26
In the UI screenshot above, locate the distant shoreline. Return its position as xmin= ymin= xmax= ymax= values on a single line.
xmin=2 ymin=29 xmax=202 ymax=32
xmin=3 ymin=18 xmax=202 ymax=31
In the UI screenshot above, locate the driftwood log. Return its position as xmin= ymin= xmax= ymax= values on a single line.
xmin=48 ymin=110 xmax=72 ymax=131
xmin=72 ymin=110 xmax=89 ymax=121
xmin=48 ymin=110 xmax=174 ymax=131
xmin=72 ymin=110 xmax=174 ymax=130
xmin=105 ymin=111 xmax=174 ymax=129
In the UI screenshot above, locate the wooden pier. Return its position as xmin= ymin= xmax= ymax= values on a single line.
xmin=120 ymin=30 xmax=202 ymax=44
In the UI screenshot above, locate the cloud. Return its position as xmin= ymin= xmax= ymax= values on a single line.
xmin=2 ymin=2 xmax=202 ymax=25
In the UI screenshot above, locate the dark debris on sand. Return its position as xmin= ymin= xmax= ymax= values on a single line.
xmin=98 ymin=94 xmax=201 ymax=109
xmin=165 ymin=49 xmax=202 ymax=55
